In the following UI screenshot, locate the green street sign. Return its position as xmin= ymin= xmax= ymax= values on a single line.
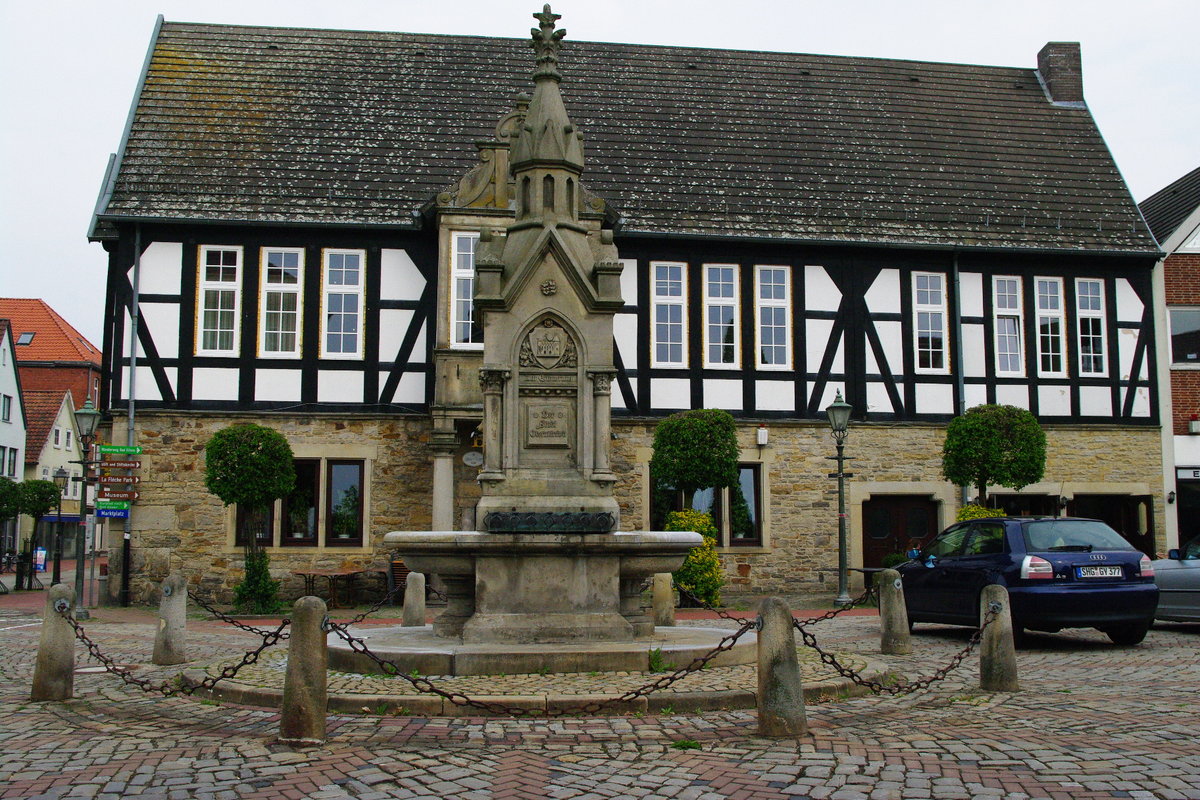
xmin=99 ymin=445 xmax=142 ymax=455
xmin=94 ymin=500 xmax=131 ymax=510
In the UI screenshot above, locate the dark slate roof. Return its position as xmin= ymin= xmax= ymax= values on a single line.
xmin=96 ymin=21 xmax=1158 ymax=253
xmin=1139 ymin=165 xmax=1200 ymax=245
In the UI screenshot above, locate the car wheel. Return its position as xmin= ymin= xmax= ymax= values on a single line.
xmin=1103 ymin=622 xmax=1150 ymax=646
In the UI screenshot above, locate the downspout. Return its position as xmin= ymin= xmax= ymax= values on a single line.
xmin=951 ymin=250 xmax=968 ymax=509
xmin=121 ymin=222 xmax=142 ymax=606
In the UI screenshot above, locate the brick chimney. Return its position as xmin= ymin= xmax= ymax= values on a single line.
xmin=1037 ymin=42 xmax=1084 ymax=104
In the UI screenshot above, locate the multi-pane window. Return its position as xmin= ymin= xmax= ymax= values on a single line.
xmin=53 ymin=427 xmax=61 ymax=447
xmin=237 ymin=458 xmax=366 ymax=547
xmin=1036 ymin=278 xmax=1066 ymax=375
xmin=260 ymin=248 xmax=303 ymax=357
xmin=1 ymin=394 xmax=10 ymax=421
xmin=756 ymin=266 xmax=791 ymax=369
xmin=6 ymin=447 xmax=16 ymax=476
xmin=913 ymin=272 xmax=948 ymax=372
xmin=1076 ymin=279 xmax=1106 ymax=375
xmin=198 ymin=246 xmax=241 ymax=355
xmin=451 ymin=232 xmax=482 ymax=348
xmin=652 ymin=262 xmax=687 ymax=366
xmin=322 ymin=249 xmax=365 ymax=359
xmin=282 ymin=460 xmax=320 ymax=546
xmin=1169 ymin=308 xmax=1200 ymax=365
xmin=65 ymin=430 xmax=72 ymax=450
xmin=327 ymin=461 xmax=365 ymax=545
xmin=653 ymin=464 xmax=764 ymax=547
xmin=703 ymin=264 xmax=739 ymax=367
xmin=993 ymin=276 xmax=1023 ymax=375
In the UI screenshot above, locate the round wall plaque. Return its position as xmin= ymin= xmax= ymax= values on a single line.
xmin=462 ymin=450 xmax=484 ymax=467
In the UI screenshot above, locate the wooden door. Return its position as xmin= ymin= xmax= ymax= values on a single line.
xmin=862 ymin=495 xmax=940 ymax=568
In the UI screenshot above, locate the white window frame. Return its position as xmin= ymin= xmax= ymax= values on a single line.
xmin=53 ymin=427 xmax=61 ymax=447
xmin=992 ymin=276 xmax=1024 ymax=376
xmin=258 ymin=247 xmax=305 ymax=359
xmin=651 ymin=261 xmax=688 ymax=367
xmin=1168 ymin=306 xmax=1200 ymax=367
xmin=913 ymin=272 xmax=949 ymax=374
xmin=1075 ymin=278 xmax=1107 ymax=377
xmin=1 ymin=394 xmax=10 ymax=422
xmin=755 ymin=265 xmax=792 ymax=370
xmin=450 ymin=232 xmax=482 ymax=350
xmin=703 ymin=264 xmax=739 ymax=369
xmin=65 ymin=430 xmax=73 ymax=450
xmin=196 ymin=245 xmax=243 ymax=356
xmin=320 ymin=248 xmax=366 ymax=360
xmin=1036 ymin=277 xmax=1067 ymax=377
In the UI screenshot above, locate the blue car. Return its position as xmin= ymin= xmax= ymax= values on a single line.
xmin=898 ymin=516 xmax=1158 ymax=645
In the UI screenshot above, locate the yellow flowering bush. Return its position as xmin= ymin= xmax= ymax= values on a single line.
xmin=956 ymin=503 xmax=998 ymax=522
xmin=666 ymin=509 xmax=724 ymax=607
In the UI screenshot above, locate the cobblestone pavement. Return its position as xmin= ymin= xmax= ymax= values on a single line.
xmin=1 ymin=603 xmax=1197 ymax=800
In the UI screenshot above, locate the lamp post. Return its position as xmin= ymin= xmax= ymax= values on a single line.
xmin=51 ymin=467 xmax=69 ymax=585
xmin=825 ymin=390 xmax=853 ymax=605
xmin=73 ymin=398 xmax=102 ymax=620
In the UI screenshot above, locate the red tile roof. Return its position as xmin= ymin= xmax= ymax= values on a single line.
xmin=22 ymin=389 xmax=70 ymax=465
xmin=0 ymin=299 xmax=101 ymax=366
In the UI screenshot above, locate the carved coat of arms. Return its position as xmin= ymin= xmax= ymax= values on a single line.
xmin=520 ymin=318 xmax=578 ymax=370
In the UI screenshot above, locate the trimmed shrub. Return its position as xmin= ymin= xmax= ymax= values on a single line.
xmin=956 ymin=503 xmax=998 ymax=522
xmin=942 ymin=404 xmax=1045 ymax=504
xmin=666 ymin=509 xmax=724 ymax=607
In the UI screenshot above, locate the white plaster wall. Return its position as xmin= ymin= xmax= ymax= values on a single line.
xmin=191 ymin=368 xmax=238 ymax=401
xmin=914 ymin=383 xmax=954 ymax=415
xmin=127 ymin=365 xmax=178 ymax=402
xmin=963 ymin=383 xmax=988 ymax=410
xmin=379 ymin=309 xmax=416 ymax=362
xmin=318 ymin=371 xmax=364 ymax=403
xmin=1130 ymin=386 xmax=1151 ymax=417
xmin=255 ymin=370 xmax=302 ymax=403
xmin=1118 ymin=328 xmax=1142 ymax=380
xmin=813 ymin=382 xmax=847 ymax=413
xmin=703 ymin=379 xmax=742 ymax=411
xmin=1079 ymin=385 xmax=1112 ymax=416
xmin=138 ymin=303 xmax=179 ymax=359
xmin=380 ymin=248 xmax=425 ymax=302
xmin=864 ymin=269 xmax=900 ymax=314
xmin=388 ymin=371 xmax=425 ymax=405
xmin=995 ymin=384 xmax=1029 ymax=409
xmin=805 ymin=265 xmax=841 ymax=312
xmin=138 ymin=242 xmax=183 ymax=296
xmin=618 ymin=258 xmax=638 ymax=307
xmin=959 ymin=272 xmax=984 ymax=318
xmin=866 ymin=382 xmax=895 ymax=414
xmin=614 ymin=313 xmax=638 ymax=371
xmin=961 ymin=324 xmax=987 ymax=377
xmin=651 ymin=378 xmax=690 ymax=410
xmin=872 ymin=320 xmax=904 ymax=378
xmin=1038 ymin=384 xmax=1071 ymax=416
xmin=806 ymin=319 xmax=843 ymax=372
xmin=1174 ymin=436 xmax=1200 ymax=469
xmin=756 ymin=380 xmax=795 ymax=412
xmin=1115 ymin=278 xmax=1143 ymax=323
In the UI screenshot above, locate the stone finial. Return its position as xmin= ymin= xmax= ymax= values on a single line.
xmin=530 ymin=4 xmax=566 ymax=79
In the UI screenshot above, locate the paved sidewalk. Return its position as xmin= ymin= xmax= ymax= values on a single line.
xmin=0 ymin=598 xmax=1197 ymax=800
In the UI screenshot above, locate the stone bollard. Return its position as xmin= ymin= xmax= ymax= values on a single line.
xmin=652 ymin=573 xmax=675 ymax=627
xmin=756 ymin=596 xmax=808 ymax=737
xmin=402 ymin=573 xmax=427 ymax=627
xmin=280 ymin=596 xmax=328 ymax=746
xmin=876 ymin=568 xmax=912 ymax=655
xmin=152 ymin=572 xmax=188 ymax=665
xmin=32 ymin=584 xmax=76 ymax=701
xmin=979 ymin=584 xmax=1019 ymax=692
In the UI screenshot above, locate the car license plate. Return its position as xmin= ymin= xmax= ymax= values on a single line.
xmin=1077 ymin=565 xmax=1123 ymax=578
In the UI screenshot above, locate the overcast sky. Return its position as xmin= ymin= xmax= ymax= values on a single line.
xmin=2 ymin=0 xmax=1197 ymax=345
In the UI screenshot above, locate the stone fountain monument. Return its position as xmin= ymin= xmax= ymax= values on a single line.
xmin=333 ymin=6 xmax=753 ymax=675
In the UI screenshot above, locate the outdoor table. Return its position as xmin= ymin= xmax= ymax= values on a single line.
xmin=291 ymin=568 xmax=366 ymax=609
xmin=849 ymin=567 xmax=885 ymax=605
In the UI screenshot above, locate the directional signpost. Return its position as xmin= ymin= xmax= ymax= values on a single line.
xmin=95 ymin=445 xmax=142 ymax=522
xmin=98 ymin=445 xmax=142 ymax=455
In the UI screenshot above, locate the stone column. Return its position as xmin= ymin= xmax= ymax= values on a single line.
xmin=430 ymin=426 xmax=457 ymax=532
xmin=32 ymin=584 xmax=76 ymax=701
xmin=652 ymin=573 xmax=676 ymax=627
xmin=588 ymin=370 xmax=615 ymax=480
xmin=875 ymin=569 xmax=911 ymax=655
xmin=478 ymin=369 xmax=509 ymax=481
xmin=619 ymin=576 xmax=653 ymax=638
xmin=432 ymin=574 xmax=475 ymax=638
xmin=152 ymin=572 xmax=188 ymax=665
xmin=756 ymin=596 xmax=807 ymax=737
xmin=402 ymin=573 xmax=427 ymax=627
xmin=979 ymin=584 xmax=1019 ymax=692
xmin=280 ymin=596 xmax=328 ymax=745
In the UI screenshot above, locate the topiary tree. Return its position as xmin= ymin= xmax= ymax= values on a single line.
xmin=17 ymin=480 xmax=62 ymax=549
xmin=204 ymin=424 xmax=295 ymax=613
xmin=650 ymin=409 xmax=740 ymax=506
xmin=666 ymin=509 xmax=723 ymax=607
xmin=942 ymin=404 xmax=1046 ymax=505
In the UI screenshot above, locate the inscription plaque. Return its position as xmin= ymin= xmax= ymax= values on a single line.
xmin=525 ymin=402 xmax=571 ymax=448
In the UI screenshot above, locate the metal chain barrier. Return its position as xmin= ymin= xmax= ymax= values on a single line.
xmin=335 ymin=583 xmax=403 ymax=627
xmin=325 ymin=618 xmax=755 ymax=717
xmin=672 ymin=583 xmax=746 ymax=622
xmin=56 ymin=604 xmax=289 ymax=697
xmin=187 ymin=589 xmax=292 ymax=640
xmin=795 ymin=587 xmax=875 ymax=628
xmin=794 ymin=602 xmax=1000 ymax=695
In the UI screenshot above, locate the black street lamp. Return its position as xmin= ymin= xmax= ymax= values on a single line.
xmin=73 ymin=398 xmax=102 ymax=619
xmin=825 ymin=390 xmax=853 ymax=605
xmin=51 ymin=467 xmax=69 ymax=585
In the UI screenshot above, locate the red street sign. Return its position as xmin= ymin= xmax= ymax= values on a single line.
xmin=98 ymin=490 xmax=139 ymax=501
xmin=98 ymin=475 xmax=140 ymax=485
xmin=102 ymin=460 xmax=141 ymax=470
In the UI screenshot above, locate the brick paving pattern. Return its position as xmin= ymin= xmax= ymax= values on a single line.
xmin=1 ymin=603 xmax=1197 ymax=799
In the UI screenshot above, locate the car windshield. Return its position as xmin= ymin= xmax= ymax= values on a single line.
xmin=1023 ymin=520 xmax=1135 ymax=552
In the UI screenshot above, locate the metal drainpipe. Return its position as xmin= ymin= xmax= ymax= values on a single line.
xmin=121 ymin=223 xmax=142 ymax=606
xmin=951 ymin=251 xmax=968 ymax=509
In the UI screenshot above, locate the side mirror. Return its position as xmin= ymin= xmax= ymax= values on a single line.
xmin=1167 ymin=549 xmax=1181 ymax=560
xmin=923 ymin=555 xmax=938 ymax=568
xmin=906 ymin=548 xmax=921 ymax=560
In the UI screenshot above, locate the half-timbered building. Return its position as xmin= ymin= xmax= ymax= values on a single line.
xmin=90 ymin=15 xmax=1164 ymax=602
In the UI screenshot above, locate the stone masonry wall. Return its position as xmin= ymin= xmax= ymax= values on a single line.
xmin=107 ymin=412 xmax=434 ymax=605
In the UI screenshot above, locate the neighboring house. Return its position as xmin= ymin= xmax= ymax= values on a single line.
xmin=0 ymin=320 xmax=27 ymax=553
xmin=0 ymin=298 xmax=103 ymax=411
xmin=89 ymin=15 xmax=1164 ymax=603
xmin=19 ymin=390 xmax=83 ymax=553
xmin=1143 ymin=166 xmax=1200 ymax=551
